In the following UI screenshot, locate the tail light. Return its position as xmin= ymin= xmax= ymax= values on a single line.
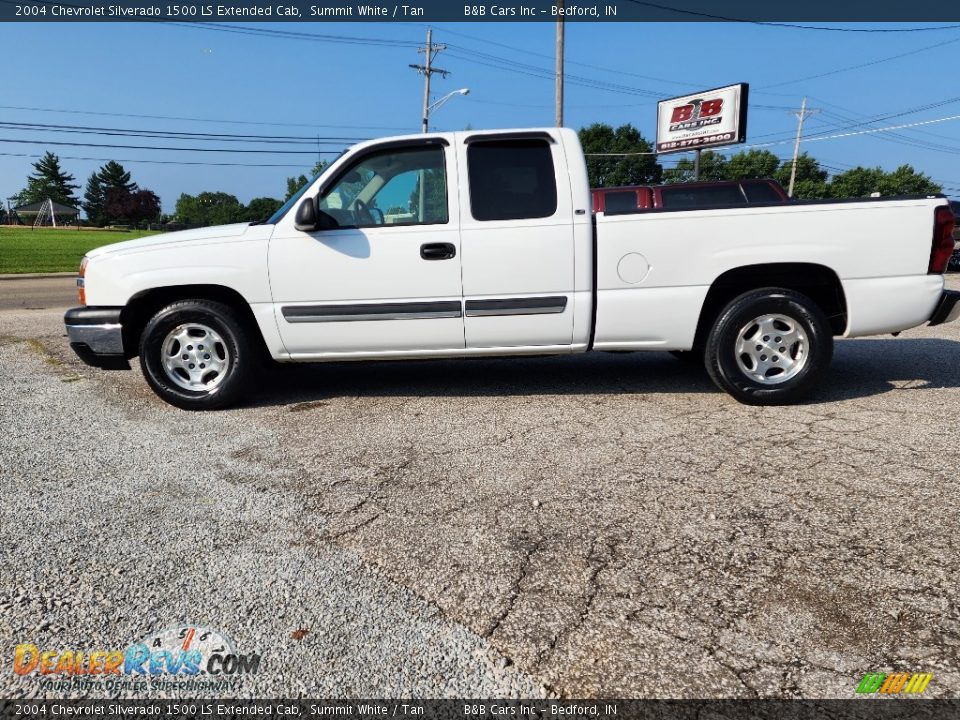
xmin=929 ymin=205 xmax=955 ymax=274
xmin=77 ymin=257 xmax=88 ymax=305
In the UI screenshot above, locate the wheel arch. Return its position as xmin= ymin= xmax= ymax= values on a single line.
xmin=693 ymin=263 xmax=847 ymax=350
xmin=120 ymin=284 xmax=268 ymax=359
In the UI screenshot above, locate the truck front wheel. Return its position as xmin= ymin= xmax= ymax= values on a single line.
xmin=705 ymin=288 xmax=833 ymax=405
xmin=139 ymin=299 xmax=252 ymax=410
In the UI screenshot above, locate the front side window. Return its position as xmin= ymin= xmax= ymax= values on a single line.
xmin=468 ymin=139 xmax=557 ymax=221
xmin=318 ymin=146 xmax=447 ymax=228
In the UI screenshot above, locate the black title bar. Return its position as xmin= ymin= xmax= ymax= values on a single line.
xmin=4 ymin=0 xmax=960 ymax=21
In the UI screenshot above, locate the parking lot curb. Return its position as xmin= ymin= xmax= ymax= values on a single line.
xmin=0 ymin=272 xmax=76 ymax=280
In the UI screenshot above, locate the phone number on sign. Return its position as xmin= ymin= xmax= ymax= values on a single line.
xmin=658 ymin=133 xmax=737 ymax=151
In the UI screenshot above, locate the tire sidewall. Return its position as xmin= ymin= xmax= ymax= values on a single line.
xmin=139 ymin=301 xmax=248 ymax=410
xmin=708 ymin=290 xmax=832 ymax=405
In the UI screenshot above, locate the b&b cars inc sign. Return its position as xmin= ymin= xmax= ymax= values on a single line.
xmin=656 ymin=83 xmax=749 ymax=154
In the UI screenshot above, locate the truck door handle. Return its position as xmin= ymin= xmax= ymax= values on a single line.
xmin=420 ymin=242 xmax=457 ymax=260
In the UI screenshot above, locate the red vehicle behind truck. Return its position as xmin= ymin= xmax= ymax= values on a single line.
xmin=592 ymin=178 xmax=789 ymax=214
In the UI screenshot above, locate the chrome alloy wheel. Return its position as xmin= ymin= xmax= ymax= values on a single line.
xmin=734 ymin=314 xmax=809 ymax=385
xmin=160 ymin=323 xmax=230 ymax=392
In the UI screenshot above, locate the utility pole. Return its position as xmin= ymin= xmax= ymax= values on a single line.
xmin=555 ymin=0 xmax=564 ymax=127
xmin=410 ymin=27 xmax=449 ymax=134
xmin=693 ymin=149 xmax=701 ymax=181
xmin=788 ymin=97 xmax=819 ymax=198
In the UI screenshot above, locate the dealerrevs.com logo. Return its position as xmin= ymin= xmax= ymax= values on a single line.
xmin=856 ymin=672 xmax=933 ymax=695
xmin=13 ymin=625 xmax=261 ymax=693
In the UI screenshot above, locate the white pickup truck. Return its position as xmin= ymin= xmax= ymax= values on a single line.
xmin=66 ymin=127 xmax=960 ymax=410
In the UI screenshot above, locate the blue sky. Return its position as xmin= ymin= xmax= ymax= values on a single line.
xmin=3 ymin=21 xmax=960 ymax=213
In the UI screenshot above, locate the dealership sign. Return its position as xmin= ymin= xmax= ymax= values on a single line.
xmin=656 ymin=83 xmax=749 ymax=154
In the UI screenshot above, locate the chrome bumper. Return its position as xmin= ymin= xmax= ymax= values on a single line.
xmin=929 ymin=290 xmax=960 ymax=327
xmin=64 ymin=307 xmax=130 ymax=370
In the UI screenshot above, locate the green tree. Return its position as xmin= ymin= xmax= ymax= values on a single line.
xmin=82 ymin=173 xmax=105 ymax=225
xmin=774 ymin=153 xmax=829 ymax=199
xmin=245 ymin=196 xmax=283 ymax=222
xmin=98 ymin=160 xmax=138 ymax=195
xmin=284 ymin=160 xmax=331 ymax=201
xmin=285 ymin=175 xmax=309 ymax=201
xmin=105 ymin=189 xmax=161 ymax=225
xmin=828 ymin=164 xmax=941 ymax=199
xmin=82 ymin=161 xmax=140 ymax=225
xmin=408 ymin=170 xmax=447 ymax=222
xmin=174 ymin=192 xmax=246 ymax=225
xmin=882 ymin=164 xmax=941 ymax=195
xmin=662 ymin=151 xmax=728 ymax=183
xmin=725 ymin=149 xmax=780 ymax=180
xmin=578 ymin=123 xmax=662 ymax=188
xmin=17 ymin=152 xmax=79 ymax=207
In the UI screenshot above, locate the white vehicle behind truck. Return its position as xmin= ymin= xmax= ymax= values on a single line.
xmin=65 ymin=127 xmax=960 ymax=410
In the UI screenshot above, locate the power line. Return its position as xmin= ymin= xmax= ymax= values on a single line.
xmin=810 ymin=95 xmax=960 ymax=144
xmin=759 ymin=34 xmax=960 ymax=89
xmin=0 ymin=105 xmax=414 ymax=132
xmin=445 ymin=46 xmax=664 ymax=99
xmin=0 ymin=137 xmax=344 ymax=154
xmin=0 ymin=121 xmax=366 ymax=144
xmin=0 ymin=152 xmax=310 ymax=168
xmin=169 ymin=21 xmax=420 ymax=47
xmin=583 ymin=112 xmax=960 ymax=156
xmin=740 ymin=93 xmax=960 ymax=147
xmin=436 ymin=25 xmax=698 ymax=89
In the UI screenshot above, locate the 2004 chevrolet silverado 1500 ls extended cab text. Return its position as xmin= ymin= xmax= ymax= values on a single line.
xmin=65 ymin=127 xmax=960 ymax=410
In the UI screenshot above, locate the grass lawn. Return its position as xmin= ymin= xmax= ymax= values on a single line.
xmin=0 ymin=226 xmax=161 ymax=274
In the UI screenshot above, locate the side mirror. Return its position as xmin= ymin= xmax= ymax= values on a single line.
xmin=294 ymin=198 xmax=317 ymax=232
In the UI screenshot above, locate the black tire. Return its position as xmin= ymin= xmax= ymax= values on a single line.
xmin=139 ymin=299 xmax=253 ymax=410
xmin=705 ymin=288 xmax=833 ymax=406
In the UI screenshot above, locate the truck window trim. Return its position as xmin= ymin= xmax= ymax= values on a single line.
xmin=463 ymin=130 xmax=556 ymax=145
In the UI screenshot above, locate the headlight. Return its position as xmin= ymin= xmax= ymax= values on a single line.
xmin=77 ymin=257 xmax=88 ymax=305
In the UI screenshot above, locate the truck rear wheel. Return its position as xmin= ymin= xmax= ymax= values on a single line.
xmin=705 ymin=288 xmax=833 ymax=405
xmin=139 ymin=299 xmax=252 ymax=410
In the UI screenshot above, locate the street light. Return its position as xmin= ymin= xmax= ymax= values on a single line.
xmin=423 ymin=88 xmax=470 ymax=133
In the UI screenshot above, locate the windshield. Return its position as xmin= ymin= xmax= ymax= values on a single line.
xmin=265 ymin=174 xmax=319 ymax=225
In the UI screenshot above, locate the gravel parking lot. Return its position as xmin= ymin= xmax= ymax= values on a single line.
xmin=2 ymin=277 xmax=959 ymax=699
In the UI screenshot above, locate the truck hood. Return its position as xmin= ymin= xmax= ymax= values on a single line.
xmin=85 ymin=223 xmax=255 ymax=259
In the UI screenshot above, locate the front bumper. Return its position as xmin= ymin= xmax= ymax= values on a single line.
xmin=929 ymin=290 xmax=960 ymax=327
xmin=64 ymin=306 xmax=130 ymax=370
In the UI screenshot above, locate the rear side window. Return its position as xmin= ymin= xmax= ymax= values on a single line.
xmin=468 ymin=139 xmax=557 ymax=221
xmin=603 ymin=191 xmax=638 ymax=214
xmin=659 ymin=184 xmax=746 ymax=209
xmin=742 ymin=182 xmax=783 ymax=203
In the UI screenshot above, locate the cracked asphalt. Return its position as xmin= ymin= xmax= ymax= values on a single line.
xmin=1 ymin=276 xmax=959 ymax=698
